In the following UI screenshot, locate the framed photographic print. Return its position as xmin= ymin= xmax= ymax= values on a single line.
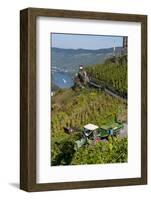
xmin=20 ymin=8 xmax=147 ymax=191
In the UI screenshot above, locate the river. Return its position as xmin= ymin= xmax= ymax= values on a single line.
xmin=52 ymin=71 xmax=74 ymax=88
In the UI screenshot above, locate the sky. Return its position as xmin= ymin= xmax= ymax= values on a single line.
xmin=51 ymin=33 xmax=123 ymax=50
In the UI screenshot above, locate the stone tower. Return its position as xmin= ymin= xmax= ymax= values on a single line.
xmin=122 ymin=37 xmax=128 ymax=55
xmin=123 ymin=37 xmax=128 ymax=49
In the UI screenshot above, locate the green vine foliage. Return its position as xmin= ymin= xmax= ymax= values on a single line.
xmin=51 ymin=89 xmax=127 ymax=166
xmin=51 ymin=56 xmax=128 ymax=166
xmin=86 ymin=55 xmax=127 ymax=97
xmin=71 ymin=137 xmax=128 ymax=165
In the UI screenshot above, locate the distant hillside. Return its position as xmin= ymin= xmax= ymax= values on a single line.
xmin=51 ymin=47 xmax=123 ymax=73
xmin=52 ymin=47 xmax=123 ymax=54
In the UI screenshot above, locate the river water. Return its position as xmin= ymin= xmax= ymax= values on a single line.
xmin=52 ymin=71 xmax=74 ymax=88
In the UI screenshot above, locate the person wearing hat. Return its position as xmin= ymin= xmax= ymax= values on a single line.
xmin=74 ymin=65 xmax=89 ymax=88
xmin=78 ymin=65 xmax=89 ymax=85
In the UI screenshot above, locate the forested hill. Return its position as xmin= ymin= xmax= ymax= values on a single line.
xmin=52 ymin=47 xmax=123 ymax=54
xmin=51 ymin=47 xmax=123 ymax=72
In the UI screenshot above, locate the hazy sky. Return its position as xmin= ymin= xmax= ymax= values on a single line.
xmin=51 ymin=33 xmax=123 ymax=50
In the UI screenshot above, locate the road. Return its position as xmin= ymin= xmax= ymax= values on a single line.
xmin=104 ymin=88 xmax=127 ymax=103
xmin=89 ymin=80 xmax=127 ymax=103
xmin=119 ymin=123 xmax=127 ymax=138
